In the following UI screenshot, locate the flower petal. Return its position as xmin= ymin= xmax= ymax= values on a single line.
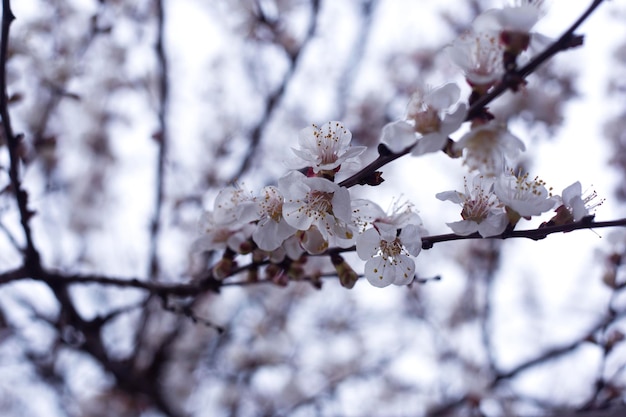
xmin=364 ymin=257 xmax=395 ymax=288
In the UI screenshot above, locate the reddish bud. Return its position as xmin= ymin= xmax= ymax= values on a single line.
xmin=602 ymin=270 xmax=617 ymax=289
xmin=212 ymin=257 xmax=236 ymax=280
xmin=500 ymin=31 xmax=530 ymax=55
xmin=151 ymin=131 xmax=164 ymax=143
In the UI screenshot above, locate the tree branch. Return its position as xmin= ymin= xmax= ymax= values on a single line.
xmin=339 ymin=0 xmax=606 ymax=189
xmin=1 ymin=217 xmax=623 ymax=295
xmin=0 ymin=0 xmax=40 ymax=268
xmin=466 ymin=0 xmax=605 ymax=120
xmin=148 ymin=0 xmax=170 ymax=279
xmin=324 ymin=217 xmax=626 ymax=256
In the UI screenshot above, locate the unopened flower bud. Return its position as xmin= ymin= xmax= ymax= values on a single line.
xmin=265 ymin=263 xmax=284 ymax=281
xmin=237 ymin=239 xmax=254 ymax=255
xmin=500 ymin=31 xmax=531 ymax=61
xmin=212 ymin=256 xmax=236 ymax=280
xmin=602 ymin=269 xmax=617 ymax=289
xmin=331 ymin=254 xmax=359 ymax=289
xmin=287 ymin=261 xmax=305 ymax=281
xmin=606 ymin=330 xmax=625 ymax=353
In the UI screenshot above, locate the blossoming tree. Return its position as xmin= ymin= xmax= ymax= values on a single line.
xmin=0 ymin=0 xmax=625 ymax=416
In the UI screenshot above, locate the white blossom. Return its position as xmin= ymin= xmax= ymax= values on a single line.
xmin=436 ymin=175 xmax=508 ymax=237
xmin=473 ymin=2 xmax=544 ymax=35
xmin=193 ymin=186 xmax=258 ymax=253
xmin=192 ymin=211 xmax=255 ymax=253
xmin=355 ymin=203 xmax=425 ymax=288
xmin=279 ymin=170 xmax=354 ymax=246
xmin=291 ymin=121 xmax=365 ymax=173
xmin=408 ymin=83 xmax=467 ymax=156
xmin=448 ymin=31 xmax=504 ymax=88
xmin=380 ymin=120 xmax=417 ymax=153
xmin=454 ymin=121 xmax=525 ymax=176
xmin=357 ymin=224 xmax=422 ymax=288
xmin=252 ymin=186 xmax=297 ymax=251
xmin=380 ymin=84 xmax=466 ymax=156
xmin=559 ymin=181 xmax=603 ymax=222
xmin=212 ymin=186 xmax=258 ymax=226
xmin=350 ymin=198 xmax=387 ymax=231
xmin=473 ymin=1 xmax=546 ymax=55
xmin=494 ymin=171 xmax=557 ymax=218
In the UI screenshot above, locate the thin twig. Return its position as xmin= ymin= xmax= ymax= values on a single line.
xmin=335 ymin=0 xmax=378 ymax=120
xmin=230 ymin=0 xmax=321 ymax=181
xmin=494 ymin=310 xmax=625 ymax=384
xmin=161 ymin=297 xmax=224 ymax=333
xmin=0 ymin=217 xmax=20 ymax=251
xmin=148 ymin=0 xmax=170 ymax=279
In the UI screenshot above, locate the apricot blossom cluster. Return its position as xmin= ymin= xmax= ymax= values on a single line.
xmin=195 ymin=1 xmax=602 ymax=288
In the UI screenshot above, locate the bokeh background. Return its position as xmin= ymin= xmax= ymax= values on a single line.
xmin=1 ymin=0 xmax=626 ymax=416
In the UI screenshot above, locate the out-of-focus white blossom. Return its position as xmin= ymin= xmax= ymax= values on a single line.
xmin=474 ymin=2 xmax=544 ymax=36
xmin=408 ymin=83 xmax=467 ymax=156
xmin=192 ymin=210 xmax=255 ymax=253
xmin=381 ymin=84 xmax=466 ymax=156
xmin=212 ymin=186 xmax=258 ymax=226
xmin=350 ymin=198 xmax=388 ymax=232
xmin=193 ymin=186 xmax=258 ymax=253
xmin=291 ymin=121 xmax=365 ymax=173
xmin=448 ymin=31 xmax=504 ymax=89
xmin=436 ymin=175 xmax=508 ymax=237
xmin=373 ymin=200 xmax=424 ymax=238
xmin=454 ymin=121 xmax=525 ymax=176
xmin=474 ymin=1 xmax=546 ymax=56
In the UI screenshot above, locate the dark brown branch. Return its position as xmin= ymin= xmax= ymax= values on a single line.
xmin=148 ymin=0 xmax=170 ymax=279
xmin=44 ymin=271 xmax=221 ymax=296
xmin=2 ymin=218 xmax=623 ymax=294
xmin=421 ymin=217 xmax=626 ymax=249
xmin=0 ymin=267 xmax=221 ymax=297
xmin=324 ymin=217 xmax=626 ymax=256
xmin=0 ymin=0 xmax=40 ymax=268
xmin=0 ymin=265 xmax=27 ymax=283
xmin=135 ymin=0 xmax=171 ymax=378
xmin=339 ymin=142 xmax=411 ymax=188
